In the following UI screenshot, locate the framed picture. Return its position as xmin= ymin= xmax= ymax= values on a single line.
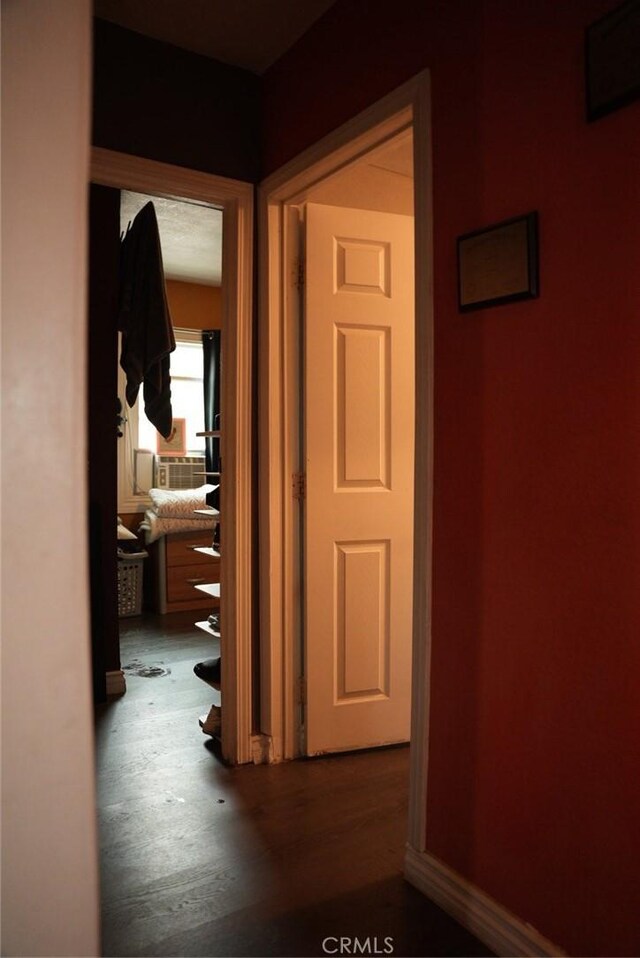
xmin=586 ymin=0 xmax=640 ymax=121
xmin=157 ymin=417 xmax=186 ymax=456
xmin=457 ymin=212 xmax=539 ymax=312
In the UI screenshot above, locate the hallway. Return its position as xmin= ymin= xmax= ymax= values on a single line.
xmin=96 ymin=615 xmax=492 ymax=957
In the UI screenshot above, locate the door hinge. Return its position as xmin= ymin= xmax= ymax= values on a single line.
xmin=292 ymin=472 xmax=306 ymax=500
xmin=297 ymin=676 xmax=307 ymax=705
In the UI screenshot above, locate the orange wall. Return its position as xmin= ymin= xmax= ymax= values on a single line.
xmin=165 ymin=279 xmax=221 ymax=330
xmin=262 ymin=2 xmax=640 ymax=955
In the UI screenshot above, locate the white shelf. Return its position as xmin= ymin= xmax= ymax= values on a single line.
xmin=194 ymin=582 xmax=221 ymax=598
xmin=194 ymin=440 xmax=221 ymax=735
xmin=198 ymin=688 xmax=221 ymax=714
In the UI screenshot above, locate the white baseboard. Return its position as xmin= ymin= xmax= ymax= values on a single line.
xmin=105 ymin=669 xmax=126 ymax=696
xmin=251 ymin=733 xmax=275 ymax=764
xmin=404 ymin=845 xmax=566 ymax=957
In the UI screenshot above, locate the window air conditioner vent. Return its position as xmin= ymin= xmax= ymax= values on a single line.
xmin=154 ymin=456 xmax=206 ymax=490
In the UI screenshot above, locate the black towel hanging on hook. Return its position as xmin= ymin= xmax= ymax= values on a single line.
xmin=118 ymin=201 xmax=175 ymax=440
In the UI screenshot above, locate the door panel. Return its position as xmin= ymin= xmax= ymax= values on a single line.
xmin=336 ymin=540 xmax=389 ymax=699
xmin=337 ymin=325 xmax=390 ymax=487
xmin=304 ymin=203 xmax=414 ymax=755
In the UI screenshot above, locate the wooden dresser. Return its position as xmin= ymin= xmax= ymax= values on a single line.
xmin=146 ymin=529 xmax=220 ymax=614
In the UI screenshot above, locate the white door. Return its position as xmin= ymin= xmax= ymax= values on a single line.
xmin=304 ymin=203 xmax=415 ymax=755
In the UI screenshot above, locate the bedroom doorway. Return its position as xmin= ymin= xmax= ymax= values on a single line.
xmin=90 ymin=149 xmax=254 ymax=766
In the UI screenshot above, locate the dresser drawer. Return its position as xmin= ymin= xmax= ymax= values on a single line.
xmin=166 ymin=531 xmax=215 ymax=566
xmin=167 ymin=561 xmax=220 ymax=603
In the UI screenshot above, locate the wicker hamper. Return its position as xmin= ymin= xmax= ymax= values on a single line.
xmin=117 ymin=552 xmax=147 ymax=617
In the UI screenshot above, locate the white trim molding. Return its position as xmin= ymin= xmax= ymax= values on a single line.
xmin=90 ymin=148 xmax=254 ymax=765
xmin=406 ymin=71 xmax=434 ymax=854
xmin=404 ymin=846 xmax=566 ymax=958
xmin=250 ymin=733 xmax=276 ymax=764
xmin=258 ymin=65 xmax=434 ymax=805
xmin=105 ymin=670 xmax=126 ymax=696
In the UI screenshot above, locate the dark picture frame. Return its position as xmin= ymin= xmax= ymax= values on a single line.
xmin=585 ymin=0 xmax=640 ymax=122
xmin=457 ymin=212 xmax=539 ymax=312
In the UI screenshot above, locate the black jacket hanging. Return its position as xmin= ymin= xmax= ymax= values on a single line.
xmin=118 ymin=201 xmax=175 ymax=439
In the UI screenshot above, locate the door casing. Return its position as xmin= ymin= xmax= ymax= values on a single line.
xmin=90 ymin=148 xmax=254 ymax=766
xmin=258 ymin=70 xmax=434 ymax=853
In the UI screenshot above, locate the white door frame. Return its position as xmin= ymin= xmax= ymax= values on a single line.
xmin=258 ymin=70 xmax=434 ymax=852
xmin=91 ymin=148 xmax=254 ymax=766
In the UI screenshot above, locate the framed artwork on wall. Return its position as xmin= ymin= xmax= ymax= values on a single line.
xmin=586 ymin=0 xmax=640 ymax=121
xmin=157 ymin=417 xmax=186 ymax=456
xmin=457 ymin=212 xmax=539 ymax=312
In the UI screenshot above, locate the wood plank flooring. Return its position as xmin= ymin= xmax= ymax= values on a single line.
xmin=96 ymin=613 xmax=492 ymax=958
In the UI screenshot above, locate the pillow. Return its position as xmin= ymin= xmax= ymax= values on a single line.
xmin=148 ymin=484 xmax=215 ymax=519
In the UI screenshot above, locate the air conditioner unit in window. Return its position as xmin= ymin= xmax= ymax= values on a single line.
xmin=154 ymin=456 xmax=206 ymax=490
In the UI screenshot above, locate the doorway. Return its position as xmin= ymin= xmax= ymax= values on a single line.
xmin=258 ymin=70 xmax=434 ymax=856
xmin=90 ymin=148 xmax=254 ymax=766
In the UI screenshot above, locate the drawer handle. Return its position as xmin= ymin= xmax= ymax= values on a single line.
xmin=186 ymin=577 xmax=207 ymax=584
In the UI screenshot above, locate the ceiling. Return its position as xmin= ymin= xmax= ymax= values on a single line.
xmin=120 ymin=193 xmax=223 ymax=286
xmin=120 ymin=136 xmax=414 ymax=288
xmin=306 ymin=133 xmax=414 ymax=216
xmin=94 ymin=0 xmax=338 ymax=74
xmin=103 ymin=1 xmax=414 ymax=284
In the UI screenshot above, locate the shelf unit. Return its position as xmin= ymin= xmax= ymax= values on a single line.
xmin=195 ymin=619 xmax=221 ymax=638
xmin=193 ymin=523 xmax=222 ymax=737
xmin=194 ymin=582 xmax=221 ymax=598
xmin=192 ymin=546 xmax=220 ymax=558
xmin=193 ymin=426 xmax=222 ymax=737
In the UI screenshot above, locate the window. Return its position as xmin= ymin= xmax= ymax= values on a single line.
xmin=137 ymin=333 xmax=205 ymax=454
xmin=118 ymin=328 xmax=206 ymax=512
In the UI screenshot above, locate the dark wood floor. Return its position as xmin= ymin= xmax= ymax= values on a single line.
xmin=95 ymin=613 xmax=492 ymax=958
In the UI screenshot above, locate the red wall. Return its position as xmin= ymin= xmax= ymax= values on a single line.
xmin=262 ymin=2 xmax=640 ymax=955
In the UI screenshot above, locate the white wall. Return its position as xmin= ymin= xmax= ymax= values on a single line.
xmin=1 ymin=2 xmax=100 ymax=954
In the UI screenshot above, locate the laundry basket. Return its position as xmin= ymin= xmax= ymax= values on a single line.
xmin=117 ymin=550 xmax=147 ymax=617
